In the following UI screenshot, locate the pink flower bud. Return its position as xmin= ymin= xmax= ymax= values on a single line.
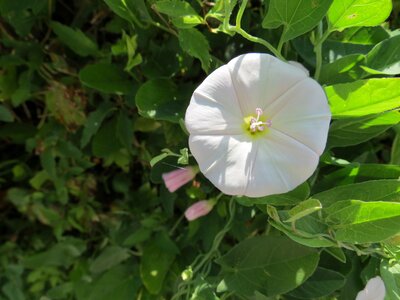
xmin=184 ymin=200 xmax=215 ymax=221
xmin=162 ymin=166 xmax=197 ymax=193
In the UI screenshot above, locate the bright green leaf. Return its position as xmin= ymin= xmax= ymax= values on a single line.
xmin=325 ymin=79 xmax=400 ymax=118
xmin=313 ymin=179 xmax=400 ymax=207
xmin=328 ymin=111 xmax=400 ymax=148
xmin=154 ymin=0 xmax=203 ymax=28
xmin=328 ymin=0 xmax=392 ymax=31
xmin=262 ymin=0 xmax=333 ymax=42
xmin=326 ymin=200 xmax=400 ymax=243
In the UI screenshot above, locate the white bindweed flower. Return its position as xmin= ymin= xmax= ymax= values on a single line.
xmin=356 ymin=276 xmax=386 ymax=300
xmin=185 ymin=53 xmax=331 ymax=197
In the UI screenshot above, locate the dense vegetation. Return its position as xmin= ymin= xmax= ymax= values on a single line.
xmin=0 ymin=0 xmax=400 ymax=299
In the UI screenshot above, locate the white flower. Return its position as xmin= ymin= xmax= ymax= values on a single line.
xmin=185 ymin=53 xmax=331 ymax=197
xmin=356 ymin=276 xmax=386 ymax=300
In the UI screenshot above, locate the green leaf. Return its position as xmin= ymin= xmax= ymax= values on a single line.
xmin=178 ymin=28 xmax=211 ymax=72
xmin=325 ymin=79 xmax=400 ymax=118
xmin=269 ymin=218 xmax=335 ymax=248
xmin=135 ymin=78 xmax=183 ymax=123
xmin=50 ymin=21 xmax=98 ymax=57
xmin=288 ymin=267 xmax=346 ymax=298
xmin=326 ymin=200 xmax=400 ymax=243
xmin=0 ymin=104 xmax=14 ymax=122
xmin=328 ymin=111 xmax=400 ymax=148
xmin=313 ymin=179 xmax=400 ymax=207
xmin=262 ymin=0 xmax=333 ymax=42
xmin=92 ymin=117 xmax=123 ymax=158
xmin=40 ymin=147 xmax=57 ymax=178
xmin=80 ymin=101 xmax=114 ymax=148
xmin=154 ymin=0 xmax=203 ymax=28
xmin=23 ymin=237 xmax=86 ymax=268
xmin=79 ymin=63 xmax=133 ymax=94
xmin=391 ymin=133 xmax=400 ymax=165
xmin=319 ymin=54 xmax=364 ymax=85
xmin=103 ymin=0 xmax=152 ymax=24
xmin=362 ymin=35 xmax=400 ymax=75
xmin=216 ymin=236 xmax=319 ymax=297
xmin=235 ymin=182 xmax=310 ymax=206
xmin=77 ymin=263 xmax=141 ymax=300
xmin=140 ymin=232 xmax=178 ymax=294
xmin=315 ymin=163 xmax=400 ymax=192
xmin=327 ymin=0 xmax=392 ymax=31
xmin=380 ymin=260 xmax=400 ymax=300
xmin=286 ymin=199 xmax=322 ymax=223
xmin=90 ymin=246 xmax=131 ymax=274
xmin=116 ymin=110 xmax=134 ymax=154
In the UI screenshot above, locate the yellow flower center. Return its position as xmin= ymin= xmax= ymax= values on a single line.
xmin=242 ymin=108 xmax=272 ymax=139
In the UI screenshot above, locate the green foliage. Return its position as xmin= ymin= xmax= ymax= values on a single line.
xmin=0 ymin=0 xmax=399 ymax=299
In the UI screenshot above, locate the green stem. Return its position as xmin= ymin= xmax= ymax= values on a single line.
xmin=313 ymin=22 xmax=331 ymax=80
xmin=225 ymin=0 xmax=285 ymax=60
xmin=234 ymin=28 xmax=285 ymax=60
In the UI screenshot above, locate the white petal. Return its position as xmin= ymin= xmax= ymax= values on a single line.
xmin=356 ymin=276 xmax=386 ymax=300
xmin=245 ymin=129 xmax=319 ymax=198
xmin=189 ymin=134 xmax=255 ymax=195
xmin=227 ymin=53 xmax=308 ymax=116
xmin=267 ymin=79 xmax=331 ymax=155
xmin=185 ymin=65 xmax=243 ymax=135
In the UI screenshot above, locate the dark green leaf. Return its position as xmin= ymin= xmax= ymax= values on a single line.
xmin=90 ymin=246 xmax=131 ymax=274
xmin=79 ymin=63 xmax=133 ymax=94
xmin=216 ymin=236 xmax=319 ymax=297
xmin=135 ymin=78 xmax=183 ymax=123
xmin=0 ymin=104 xmax=14 ymax=122
xmin=178 ymin=28 xmax=211 ymax=72
xmin=51 ymin=21 xmax=98 ymax=57
xmin=288 ymin=267 xmax=346 ymax=299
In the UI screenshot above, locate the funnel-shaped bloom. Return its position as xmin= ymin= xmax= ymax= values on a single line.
xmin=185 ymin=53 xmax=331 ymax=197
xmin=162 ymin=166 xmax=197 ymax=193
xmin=356 ymin=276 xmax=385 ymax=300
xmin=184 ymin=200 xmax=215 ymax=221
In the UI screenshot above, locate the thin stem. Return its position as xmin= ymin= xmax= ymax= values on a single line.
xmin=169 ymin=214 xmax=184 ymax=236
xmin=313 ymin=22 xmax=331 ymax=80
xmin=277 ymin=28 xmax=286 ymax=55
xmin=234 ymin=28 xmax=285 ymax=60
xmin=235 ymin=0 xmax=248 ymax=28
xmin=225 ymin=0 xmax=285 ymax=60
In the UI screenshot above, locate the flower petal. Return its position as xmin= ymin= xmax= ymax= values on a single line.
xmin=356 ymin=276 xmax=386 ymax=300
xmin=227 ymin=53 xmax=308 ymax=116
xmin=267 ymin=79 xmax=331 ymax=155
xmin=245 ymin=129 xmax=319 ymax=197
xmin=189 ymin=134 xmax=255 ymax=195
xmin=185 ymin=65 xmax=243 ymax=135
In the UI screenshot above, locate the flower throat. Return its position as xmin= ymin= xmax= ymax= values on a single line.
xmin=242 ymin=108 xmax=272 ymax=138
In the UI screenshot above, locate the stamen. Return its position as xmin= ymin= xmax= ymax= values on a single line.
xmin=249 ymin=108 xmax=272 ymax=133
